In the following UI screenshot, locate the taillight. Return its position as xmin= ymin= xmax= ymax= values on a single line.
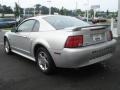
xmin=108 ymin=31 xmax=113 ymax=41
xmin=65 ymin=35 xmax=83 ymax=48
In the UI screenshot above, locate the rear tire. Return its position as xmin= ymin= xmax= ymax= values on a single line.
xmin=4 ymin=38 xmax=12 ymax=55
xmin=36 ymin=47 xmax=56 ymax=74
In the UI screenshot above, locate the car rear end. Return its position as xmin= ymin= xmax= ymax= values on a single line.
xmin=53 ymin=25 xmax=116 ymax=68
xmin=43 ymin=15 xmax=116 ymax=68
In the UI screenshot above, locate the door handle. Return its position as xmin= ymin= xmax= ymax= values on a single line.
xmin=17 ymin=35 xmax=29 ymax=38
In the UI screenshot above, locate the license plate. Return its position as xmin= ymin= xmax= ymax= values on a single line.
xmin=93 ymin=34 xmax=102 ymax=41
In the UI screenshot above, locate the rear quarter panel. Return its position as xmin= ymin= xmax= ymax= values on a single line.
xmin=30 ymin=30 xmax=72 ymax=56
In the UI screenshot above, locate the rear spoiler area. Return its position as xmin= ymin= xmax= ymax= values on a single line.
xmin=73 ymin=24 xmax=110 ymax=31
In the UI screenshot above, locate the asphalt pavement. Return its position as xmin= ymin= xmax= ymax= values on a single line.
xmin=0 ymin=30 xmax=120 ymax=90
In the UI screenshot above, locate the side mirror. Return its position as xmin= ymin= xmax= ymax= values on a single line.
xmin=11 ymin=27 xmax=18 ymax=32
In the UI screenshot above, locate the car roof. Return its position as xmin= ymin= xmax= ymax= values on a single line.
xmin=28 ymin=15 xmax=64 ymax=20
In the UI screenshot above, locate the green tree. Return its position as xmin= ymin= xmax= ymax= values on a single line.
xmin=51 ymin=7 xmax=60 ymax=14
xmin=35 ymin=4 xmax=41 ymax=14
xmin=106 ymin=10 xmax=109 ymax=16
xmin=60 ymin=7 xmax=67 ymax=15
xmin=2 ymin=5 xmax=13 ymax=14
xmin=14 ymin=3 xmax=20 ymax=17
xmin=89 ymin=9 xmax=94 ymax=18
xmin=41 ymin=6 xmax=49 ymax=14
xmin=0 ymin=4 xmax=13 ymax=17
xmin=76 ymin=9 xmax=82 ymax=16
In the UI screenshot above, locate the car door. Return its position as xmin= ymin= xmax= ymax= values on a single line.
xmin=11 ymin=19 xmax=36 ymax=56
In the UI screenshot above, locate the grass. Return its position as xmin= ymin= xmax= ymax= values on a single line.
xmin=2 ymin=28 xmax=12 ymax=31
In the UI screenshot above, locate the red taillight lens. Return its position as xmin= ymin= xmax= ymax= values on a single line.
xmin=65 ymin=35 xmax=83 ymax=48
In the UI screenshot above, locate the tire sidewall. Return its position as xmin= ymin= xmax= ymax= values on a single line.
xmin=36 ymin=47 xmax=55 ymax=74
xmin=4 ymin=39 xmax=11 ymax=54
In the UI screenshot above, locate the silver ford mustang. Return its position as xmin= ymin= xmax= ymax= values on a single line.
xmin=4 ymin=15 xmax=116 ymax=74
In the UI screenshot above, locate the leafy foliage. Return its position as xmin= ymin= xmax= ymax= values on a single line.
xmin=0 ymin=3 xmax=118 ymax=18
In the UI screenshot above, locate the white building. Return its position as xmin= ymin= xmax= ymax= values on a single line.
xmin=117 ymin=0 xmax=120 ymax=36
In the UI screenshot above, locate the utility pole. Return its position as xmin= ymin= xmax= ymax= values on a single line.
xmin=47 ymin=0 xmax=51 ymax=15
xmin=18 ymin=0 xmax=20 ymax=19
xmin=76 ymin=0 xmax=78 ymax=15
xmin=84 ymin=0 xmax=89 ymax=22
xmin=23 ymin=8 xmax=26 ymax=17
xmin=117 ymin=0 xmax=120 ymax=36
xmin=86 ymin=0 xmax=89 ymax=22
xmin=87 ymin=10 xmax=89 ymax=22
xmin=34 ymin=6 xmax=36 ymax=16
xmin=93 ymin=9 xmax=96 ymax=19
xmin=91 ymin=5 xmax=100 ymax=19
xmin=1 ymin=0 xmax=4 ymax=17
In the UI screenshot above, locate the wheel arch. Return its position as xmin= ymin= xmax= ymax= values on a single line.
xmin=33 ymin=43 xmax=56 ymax=67
xmin=33 ymin=43 xmax=47 ymax=58
xmin=4 ymin=36 xmax=8 ymax=44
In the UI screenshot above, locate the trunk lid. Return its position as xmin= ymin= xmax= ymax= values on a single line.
xmin=64 ymin=25 xmax=110 ymax=47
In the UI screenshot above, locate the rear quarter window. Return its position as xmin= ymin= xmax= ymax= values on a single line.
xmin=32 ymin=21 xmax=40 ymax=32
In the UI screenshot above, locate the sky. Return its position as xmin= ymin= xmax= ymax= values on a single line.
xmin=0 ymin=0 xmax=118 ymax=11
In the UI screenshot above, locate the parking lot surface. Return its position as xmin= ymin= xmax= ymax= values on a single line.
xmin=0 ymin=31 xmax=120 ymax=90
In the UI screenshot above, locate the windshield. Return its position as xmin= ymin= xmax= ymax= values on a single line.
xmin=43 ymin=16 xmax=90 ymax=30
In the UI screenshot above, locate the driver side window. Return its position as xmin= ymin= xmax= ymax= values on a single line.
xmin=18 ymin=20 xmax=36 ymax=32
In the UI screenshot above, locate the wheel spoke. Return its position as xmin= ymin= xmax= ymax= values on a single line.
xmin=44 ymin=64 xmax=47 ymax=70
xmin=5 ymin=41 xmax=9 ymax=53
xmin=38 ymin=52 xmax=48 ymax=71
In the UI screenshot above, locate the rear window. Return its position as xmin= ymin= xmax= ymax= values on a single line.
xmin=43 ymin=16 xmax=90 ymax=30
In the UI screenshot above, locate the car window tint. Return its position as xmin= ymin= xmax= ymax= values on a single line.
xmin=32 ymin=21 xmax=40 ymax=32
xmin=18 ymin=20 xmax=36 ymax=32
xmin=43 ymin=16 xmax=90 ymax=30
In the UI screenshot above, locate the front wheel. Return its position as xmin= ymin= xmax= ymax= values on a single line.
xmin=36 ymin=47 xmax=56 ymax=74
xmin=4 ymin=39 xmax=12 ymax=54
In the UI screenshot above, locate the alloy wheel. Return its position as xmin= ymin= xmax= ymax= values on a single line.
xmin=38 ymin=51 xmax=49 ymax=71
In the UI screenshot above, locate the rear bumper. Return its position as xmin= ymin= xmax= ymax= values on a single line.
xmin=52 ymin=39 xmax=117 ymax=68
